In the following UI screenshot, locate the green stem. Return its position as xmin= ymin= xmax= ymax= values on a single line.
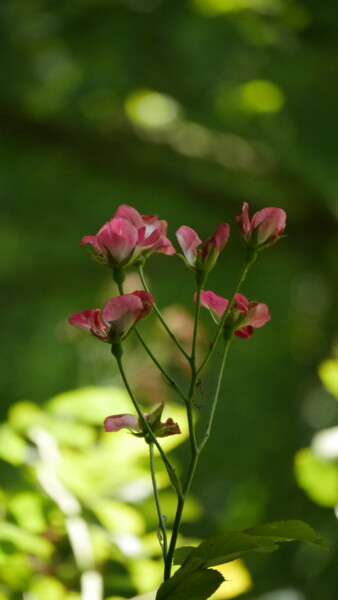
xmin=164 ymin=279 xmax=205 ymax=580
xmin=197 ymin=258 xmax=253 ymax=377
xmin=149 ymin=442 xmax=168 ymax=565
xmin=198 ymin=338 xmax=232 ymax=452
xmin=114 ymin=353 xmax=182 ymax=498
xmin=191 ymin=281 xmax=202 ymax=366
xmin=138 ymin=264 xmax=191 ymax=362
xmin=134 ymin=329 xmax=186 ymax=402
xmin=116 ymin=279 xmax=186 ymax=403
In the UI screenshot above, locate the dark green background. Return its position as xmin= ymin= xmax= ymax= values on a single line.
xmin=1 ymin=0 xmax=338 ymax=598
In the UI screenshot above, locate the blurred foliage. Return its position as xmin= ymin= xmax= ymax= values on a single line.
xmin=0 ymin=387 xmax=191 ymax=598
xmin=295 ymin=360 xmax=338 ymax=508
xmin=1 ymin=0 xmax=338 ymax=598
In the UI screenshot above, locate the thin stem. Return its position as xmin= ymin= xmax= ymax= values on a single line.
xmin=164 ymin=338 xmax=233 ymax=580
xmin=117 ymin=279 xmax=186 ymax=403
xmin=198 ymin=338 xmax=232 ymax=452
xmin=149 ymin=442 xmax=168 ymax=565
xmin=134 ymin=329 xmax=186 ymax=402
xmin=197 ymin=259 xmax=252 ymax=377
xmin=164 ymin=280 xmax=204 ymax=580
xmin=138 ymin=264 xmax=191 ymax=362
xmin=115 ymin=354 xmax=182 ymax=498
xmin=191 ymin=283 xmax=202 ymax=366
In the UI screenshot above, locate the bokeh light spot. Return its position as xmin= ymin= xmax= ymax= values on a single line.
xmin=240 ymin=79 xmax=285 ymax=113
xmin=125 ymin=89 xmax=181 ymax=129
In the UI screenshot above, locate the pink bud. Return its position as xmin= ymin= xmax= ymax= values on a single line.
xmin=176 ymin=223 xmax=230 ymax=271
xmin=236 ymin=202 xmax=286 ymax=249
xmin=176 ymin=226 xmax=202 ymax=267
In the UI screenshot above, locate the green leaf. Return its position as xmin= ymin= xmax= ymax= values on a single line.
xmin=245 ymin=520 xmax=328 ymax=549
xmin=173 ymin=546 xmax=195 ymax=565
xmin=156 ymin=568 xmax=223 ymax=600
xmin=179 ymin=530 xmax=271 ymax=568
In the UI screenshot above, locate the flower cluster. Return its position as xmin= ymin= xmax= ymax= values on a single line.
xmin=69 ymin=202 xmax=286 ymax=442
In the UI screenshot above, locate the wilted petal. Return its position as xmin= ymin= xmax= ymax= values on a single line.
xmin=176 ymin=226 xmax=202 ymax=267
xmin=104 ymin=413 xmax=139 ymax=432
xmin=156 ymin=418 xmax=181 ymax=437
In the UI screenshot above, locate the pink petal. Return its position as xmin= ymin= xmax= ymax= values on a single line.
xmin=235 ymin=326 xmax=254 ymax=338
xmin=233 ymin=293 xmax=249 ymax=313
xmin=213 ymin=224 xmax=230 ymax=251
xmin=251 ymin=207 xmax=286 ymax=245
xmin=176 ymin=226 xmax=202 ymax=266
xmin=96 ymin=218 xmax=138 ymax=263
xmin=69 ymin=309 xmax=108 ymax=340
xmin=199 ymin=290 xmax=229 ymax=318
xmin=81 ymin=235 xmax=96 ymax=247
xmin=131 ymin=291 xmax=154 ymax=319
xmin=142 ymin=215 xmax=168 ymax=236
xmin=236 ymin=202 xmax=251 ymax=238
xmin=246 ymin=302 xmax=271 ymax=328
xmin=137 ymin=226 xmax=160 ymax=248
xmin=150 ymin=235 xmax=176 ymax=255
xmin=102 ymin=295 xmax=144 ymax=338
xmin=104 ymin=413 xmax=139 ymax=432
xmin=114 ymin=205 xmax=144 ymax=229
xmin=102 ymin=292 xmax=153 ymax=340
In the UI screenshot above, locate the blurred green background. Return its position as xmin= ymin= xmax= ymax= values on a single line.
xmin=1 ymin=0 xmax=338 ymax=598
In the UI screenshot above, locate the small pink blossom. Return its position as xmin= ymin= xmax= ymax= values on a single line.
xmin=69 ymin=291 xmax=154 ymax=343
xmin=104 ymin=404 xmax=181 ymax=438
xmin=81 ymin=205 xmax=175 ymax=267
xmin=197 ymin=290 xmax=270 ymax=338
xmin=176 ymin=223 xmax=230 ymax=271
xmin=236 ymin=202 xmax=286 ymax=249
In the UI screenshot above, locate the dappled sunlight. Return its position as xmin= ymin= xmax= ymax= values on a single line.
xmin=210 ymin=558 xmax=252 ymax=598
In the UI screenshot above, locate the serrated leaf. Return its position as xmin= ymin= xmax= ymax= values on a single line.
xmin=245 ymin=520 xmax=328 ymax=549
xmin=156 ymin=568 xmax=223 ymax=600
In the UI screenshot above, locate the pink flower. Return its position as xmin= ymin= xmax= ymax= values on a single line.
xmin=81 ymin=205 xmax=175 ymax=267
xmin=176 ymin=223 xmax=230 ymax=271
xmin=197 ymin=290 xmax=270 ymax=338
xmin=236 ymin=202 xmax=286 ymax=249
xmin=104 ymin=404 xmax=181 ymax=438
xmin=69 ymin=291 xmax=154 ymax=343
